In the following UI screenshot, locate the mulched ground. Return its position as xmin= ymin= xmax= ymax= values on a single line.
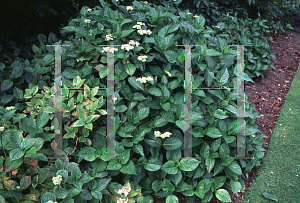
xmin=150 ymin=30 xmax=300 ymax=203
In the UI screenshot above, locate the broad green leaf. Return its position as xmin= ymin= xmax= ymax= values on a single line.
xmin=54 ymin=187 xmax=68 ymax=199
xmin=25 ymin=147 xmax=37 ymax=157
xmin=262 ymin=192 xmax=278 ymax=201
xmin=36 ymin=112 xmax=50 ymax=129
xmin=85 ymin=115 xmax=100 ymax=123
xmin=179 ymin=158 xmax=200 ymax=171
xmin=124 ymin=63 xmax=136 ymax=76
xmin=76 ymin=109 xmax=86 ymax=121
xmin=215 ymin=189 xmax=232 ymax=202
xmin=43 ymin=54 xmax=55 ymax=66
xmin=70 ymin=120 xmax=85 ymax=128
xmin=43 ymin=106 xmax=55 ymax=113
xmin=71 ymin=165 xmax=81 ymax=181
xmin=106 ymin=159 xmax=122 ymax=170
xmin=206 ymin=127 xmax=222 ymax=138
xmin=228 ymin=161 xmax=242 ymax=175
xmin=147 ymin=87 xmax=162 ymax=97
xmin=230 ymin=180 xmax=242 ymax=194
xmin=219 ymin=68 xmax=229 ymax=85
xmin=77 ymin=146 xmax=97 ymax=161
xmin=1 ymin=79 xmax=13 ymax=92
xmin=128 ymin=76 xmax=144 ymax=91
xmin=203 ymin=49 xmax=222 ymax=56
xmin=152 ymin=180 xmax=162 ymax=193
xmin=205 ymin=158 xmax=215 ymax=173
xmin=166 ymin=195 xmax=179 ymax=203
xmin=120 ymin=160 xmax=137 ymax=175
xmin=91 ymin=190 xmax=102 ymax=200
xmin=162 ymin=160 xmax=178 ymax=175
xmin=10 ymin=148 xmax=25 ymax=160
xmin=163 ymin=137 xmax=182 ymax=151
xmin=10 ymin=131 xmax=23 ymax=149
xmin=41 ymin=192 xmax=56 ymax=203
xmin=57 ymin=170 xmax=68 ymax=184
xmin=137 ymin=106 xmax=150 ymax=121
xmin=20 ymin=176 xmax=31 ymax=190
xmin=162 ymin=178 xmax=175 ymax=193
xmin=84 ymin=123 xmax=93 ymax=130
xmin=144 ymin=158 xmax=162 ymax=172
xmin=115 ymin=105 xmax=127 ymax=113
xmin=4 ymin=157 xmax=23 ymax=172
xmin=212 ymin=109 xmax=228 ymax=120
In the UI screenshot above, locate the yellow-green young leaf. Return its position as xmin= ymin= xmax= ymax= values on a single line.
xmin=77 ymin=92 xmax=83 ymax=103
xmin=70 ymin=120 xmax=85 ymax=128
xmin=90 ymin=100 xmax=99 ymax=112
xmin=84 ymin=123 xmax=93 ymax=130
xmin=85 ymin=115 xmax=100 ymax=123
xmin=76 ymin=109 xmax=86 ymax=121
xmin=97 ymin=109 xmax=107 ymax=115
xmin=43 ymin=106 xmax=55 ymax=113
xmin=31 ymin=86 xmax=38 ymax=96
xmin=63 ymin=132 xmax=76 ymax=139
xmin=90 ymin=87 xmax=99 ymax=97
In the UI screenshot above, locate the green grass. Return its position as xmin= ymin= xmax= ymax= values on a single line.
xmin=242 ymin=62 xmax=300 ymax=202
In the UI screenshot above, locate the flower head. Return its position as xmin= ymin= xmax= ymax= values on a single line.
xmin=154 ymin=131 xmax=172 ymax=139
xmin=0 ymin=127 xmax=4 ymax=131
xmin=164 ymin=70 xmax=172 ymax=77
xmin=105 ymin=34 xmax=115 ymax=41
xmin=87 ymin=8 xmax=92 ymax=12
xmin=52 ymin=175 xmax=62 ymax=185
xmin=121 ymin=44 xmax=134 ymax=51
xmin=126 ymin=6 xmax=133 ymax=11
xmin=138 ymin=55 xmax=148 ymax=62
xmin=194 ymin=15 xmax=199 ymax=17
xmin=101 ymin=46 xmax=118 ymax=53
xmin=84 ymin=19 xmax=91 ymax=23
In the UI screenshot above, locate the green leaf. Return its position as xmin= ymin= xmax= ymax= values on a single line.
xmin=228 ymin=161 xmax=242 ymax=175
xmin=85 ymin=115 xmax=100 ymax=123
xmin=13 ymin=87 xmax=23 ymax=99
xmin=54 ymin=187 xmax=68 ymax=199
xmin=77 ymin=146 xmax=97 ymax=161
xmin=1 ymin=79 xmax=13 ymax=91
xmin=206 ymin=127 xmax=222 ymax=138
xmin=24 ymin=147 xmax=37 ymax=157
xmin=36 ymin=112 xmax=49 ymax=129
xmin=107 ymin=159 xmax=122 ymax=170
xmin=179 ymin=158 xmax=200 ymax=171
xmin=70 ymin=120 xmax=85 ymax=128
xmin=64 ymin=69 xmax=80 ymax=79
xmin=124 ymin=63 xmax=136 ymax=76
xmin=10 ymin=148 xmax=25 ymax=160
xmin=212 ymin=109 xmax=228 ymax=120
xmin=144 ymin=158 xmax=162 ymax=172
xmin=164 ymin=50 xmax=177 ymax=63
xmin=76 ymin=109 xmax=86 ymax=121
xmin=166 ymin=195 xmax=179 ymax=203
xmin=205 ymin=158 xmax=215 ymax=173
xmin=219 ymin=68 xmax=229 ymax=85
xmin=147 ymin=87 xmax=162 ymax=97
xmin=71 ymin=165 xmax=81 ymax=181
xmin=4 ymin=156 xmax=23 ymax=172
xmin=43 ymin=106 xmax=55 ymax=113
xmin=20 ymin=176 xmax=31 ymax=190
xmin=121 ymin=29 xmax=135 ymax=38
xmin=262 ymin=192 xmax=278 ymax=201
xmin=163 ymin=137 xmax=182 ymax=151
xmin=162 ymin=178 xmax=175 ymax=193
xmin=43 ymin=54 xmax=55 ymax=66
xmin=128 ymin=76 xmax=145 ymax=91
xmin=175 ymin=120 xmax=190 ymax=132
xmin=137 ymin=106 xmax=150 ymax=121
xmin=120 ymin=160 xmax=137 ymax=175
xmin=84 ymin=123 xmax=93 ymax=130
xmin=41 ymin=192 xmax=56 ymax=203
xmin=99 ymin=66 xmax=108 ymax=79
xmin=57 ymin=170 xmax=68 ymax=184
xmin=203 ymin=49 xmax=222 ymax=56
xmin=162 ymin=160 xmax=178 ymax=175
xmin=230 ymin=180 xmax=242 ymax=194
xmin=151 ymin=180 xmax=162 ymax=193
xmin=10 ymin=131 xmax=23 ymax=149
xmin=215 ymin=189 xmax=232 ymax=202
xmin=12 ymin=65 xmax=23 ymax=78
xmin=91 ymin=190 xmax=102 ymax=200
xmin=115 ymin=105 xmax=127 ymax=113
xmin=95 ymin=177 xmax=111 ymax=191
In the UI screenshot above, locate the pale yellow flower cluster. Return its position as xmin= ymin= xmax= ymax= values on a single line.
xmin=133 ymin=22 xmax=152 ymax=35
xmin=164 ymin=70 xmax=172 ymax=77
xmin=46 ymin=201 xmax=58 ymax=203
xmin=76 ymin=57 xmax=85 ymax=62
xmin=101 ymin=47 xmax=118 ymax=53
xmin=136 ymin=76 xmax=154 ymax=84
xmin=137 ymin=55 xmax=148 ymax=62
xmin=84 ymin=19 xmax=91 ymax=23
xmin=105 ymin=34 xmax=115 ymax=41
xmin=52 ymin=175 xmax=62 ymax=185
xmin=5 ymin=106 xmax=15 ymax=110
xmin=126 ymin=6 xmax=133 ymax=11
xmin=117 ymin=185 xmax=131 ymax=203
xmin=154 ymin=131 xmax=172 ymax=139
xmin=0 ymin=127 xmax=4 ymax=131
xmin=87 ymin=8 xmax=92 ymax=12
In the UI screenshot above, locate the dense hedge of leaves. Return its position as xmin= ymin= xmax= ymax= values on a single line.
xmin=0 ymin=0 xmax=298 ymax=202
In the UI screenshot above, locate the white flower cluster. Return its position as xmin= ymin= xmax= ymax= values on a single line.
xmin=133 ymin=22 xmax=152 ymax=35
xmin=121 ymin=40 xmax=140 ymax=51
xmin=87 ymin=8 xmax=92 ymax=12
xmin=154 ymin=131 xmax=172 ymax=139
xmin=76 ymin=57 xmax=85 ymax=62
xmin=117 ymin=185 xmax=131 ymax=196
xmin=136 ymin=76 xmax=153 ymax=84
xmin=46 ymin=201 xmax=58 ymax=203
xmin=84 ymin=19 xmax=91 ymax=23
xmin=105 ymin=34 xmax=115 ymax=41
xmin=126 ymin=6 xmax=133 ymax=11
xmin=52 ymin=175 xmax=62 ymax=185
xmin=137 ymin=55 xmax=148 ymax=62
xmin=0 ymin=127 xmax=4 ymax=131
xmin=117 ymin=198 xmax=128 ymax=203
xmin=101 ymin=47 xmax=118 ymax=53
xmin=5 ymin=106 xmax=15 ymax=110
xmin=164 ymin=70 xmax=172 ymax=77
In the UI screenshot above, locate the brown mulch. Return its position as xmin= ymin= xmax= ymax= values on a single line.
xmin=150 ymin=30 xmax=300 ymax=203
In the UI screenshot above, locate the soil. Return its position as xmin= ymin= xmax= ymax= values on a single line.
xmin=150 ymin=30 xmax=300 ymax=203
